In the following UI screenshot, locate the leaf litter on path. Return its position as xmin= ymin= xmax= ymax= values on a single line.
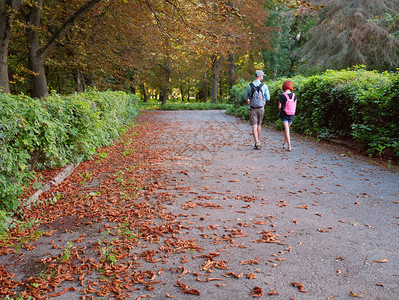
xmin=1 ymin=110 xmax=398 ymax=299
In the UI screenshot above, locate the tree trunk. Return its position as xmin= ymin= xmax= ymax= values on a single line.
xmin=74 ymin=69 xmax=85 ymax=93
xmin=211 ymin=55 xmax=222 ymax=103
xmin=160 ymin=61 xmax=171 ymax=105
xmin=0 ymin=0 xmax=24 ymax=94
xmin=228 ymin=51 xmax=236 ymax=91
xmin=203 ymin=64 xmax=207 ymax=102
xmin=0 ymin=7 xmax=10 ymax=93
xmin=26 ymin=0 xmax=48 ymax=98
xmin=180 ymin=85 xmax=184 ymax=102
xmin=140 ymin=83 xmax=147 ymax=102
xmin=56 ymin=67 xmax=63 ymax=94
xmin=161 ymin=88 xmax=168 ymax=105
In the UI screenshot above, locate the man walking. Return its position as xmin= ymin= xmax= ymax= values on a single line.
xmin=244 ymin=70 xmax=270 ymax=149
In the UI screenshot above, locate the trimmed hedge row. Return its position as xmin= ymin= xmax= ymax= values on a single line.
xmin=228 ymin=67 xmax=399 ymax=159
xmin=0 ymin=90 xmax=138 ymax=211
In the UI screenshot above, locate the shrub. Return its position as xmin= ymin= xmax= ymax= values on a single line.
xmin=0 ymin=89 xmax=138 ymax=211
xmin=228 ymin=67 xmax=398 ymax=158
xmin=160 ymin=102 xmax=229 ymax=110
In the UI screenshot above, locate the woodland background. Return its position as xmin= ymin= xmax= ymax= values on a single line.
xmin=1 ymin=0 xmax=398 ymax=101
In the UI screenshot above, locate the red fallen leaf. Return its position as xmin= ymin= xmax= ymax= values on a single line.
xmin=42 ymin=230 xmax=56 ymax=237
xmin=21 ymin=244 xmax=36 ymax=251
xmin=295 ymin=205 xmax=309 ymax=210
xmin=223 ymin=272 xmax=243 ymax=278
xmin=267 ymin=289 xmax=279 ymax=295
xmin=206 ymin=277 xmax=224 ymax=282
xmin=229 ymin=179 xmax=239 ymax=182
xmin=275 ymin=257 xmax=286 ymax=261
xmin=47 ymin=286 xmax=77 ymax=297
xmin=252 ymin=220 xmax=268 ymax=225
xmin=175 ymin=280 xmax=189 ymax=290
xmin=166 ymin=294 xmax=174 ymax=298
xmin=196 ymin=276 xmax=207 ymax=282
xmin=182 ymin=289 xmax=200 ymax=295
xmin=317 ymin=227 xmax=332 ymax=233
xmin=246 ymin=273 xmax=256 ymax=279
xmin=291 ymin=282 xmax=307 ymax=292
xmin=249 ymin=286 xmax=263 ymax=297
xmin=240 ymin=258 xmax=259 ymax=265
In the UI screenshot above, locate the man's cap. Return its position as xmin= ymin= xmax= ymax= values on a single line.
xmin=255 ymin=70 xmax=265 ymax=77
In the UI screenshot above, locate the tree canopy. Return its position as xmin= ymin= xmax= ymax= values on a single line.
xmin=1 ymin=0 xmax=398 ymax=99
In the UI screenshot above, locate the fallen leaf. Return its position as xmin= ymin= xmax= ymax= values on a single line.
xmin=291 ymin=282 xmax=307 ymax=292
xmin=182 ymin=289 xmax=200 ymax=295
xmin=317 ymin=227 xmax=332 ymax=233
xmin=249 ymin=286 xmax=263 ymax=297
xmin=349 ymin=291 xmax=363 ymax=297
xmin=223 ymin=272 xmax=243 ymax=278
xmin=267 ymin=289 xmax=279 ymax=295
xmin=47 ymin=287 xmax=77 ymax=297
xmin=229 ymin=179 xmax=239 ymax=182
xmin=240 ymin=258 xmax=260 ymax=265
xmin=295 ymin=205 xmax=309 ymax=210
xmin=373 ymin=259 xmax=388 ymax=264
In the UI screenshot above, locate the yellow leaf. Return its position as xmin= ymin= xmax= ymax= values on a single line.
xmin=349 ymin=291 xmax=362 ymax=297
xmin=373 ymin=259 xmax=388 ymax=263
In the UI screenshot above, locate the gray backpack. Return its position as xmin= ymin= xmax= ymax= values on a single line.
xmin=249 ymin=83 xmax=264 ymax=107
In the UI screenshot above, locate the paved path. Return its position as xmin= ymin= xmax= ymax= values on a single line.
xmin=146 ymin=110 xmax=399 ymax=299
xmin=1 ymin=110 xmax=398 ymax=299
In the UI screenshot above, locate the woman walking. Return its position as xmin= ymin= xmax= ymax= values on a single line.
xmin=278 ymin=81 xmax=297 ymax=151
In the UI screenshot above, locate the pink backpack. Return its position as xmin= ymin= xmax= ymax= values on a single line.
xmin=283 ymin=93 xmax=296 ymax=115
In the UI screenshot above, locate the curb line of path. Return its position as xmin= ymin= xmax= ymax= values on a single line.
xmin=26 ymin=161 xmax=81 ymax=209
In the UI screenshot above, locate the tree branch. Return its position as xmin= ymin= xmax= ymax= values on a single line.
xmin=41 ymin=0 xmax=101 ymax=57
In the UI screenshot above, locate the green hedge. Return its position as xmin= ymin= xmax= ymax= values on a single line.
xmin=228 ymin=67 xmax=399 ymax=158
xmin=138 ymin=100 xmax=229 ymax=111
xmin=0 ymin=90 xmax=138 ymax=211
xmin=160 ymin=102 xmax=229 ymax=110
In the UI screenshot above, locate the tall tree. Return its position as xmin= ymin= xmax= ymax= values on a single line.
xmin=0 ymin=0 xmax=24 ymax=93
xmin=25 ymin=0 xmax=102 ymax=98
xmin=295 ymin=0 xmax=399 ymax=73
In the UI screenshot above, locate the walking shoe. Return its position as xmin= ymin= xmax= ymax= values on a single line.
xmin=253 ymin=143 xmax=260 ymax=150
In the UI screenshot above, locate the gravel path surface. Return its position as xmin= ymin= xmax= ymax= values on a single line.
xmin=1 ymin=110 xmax=398 ymax=300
